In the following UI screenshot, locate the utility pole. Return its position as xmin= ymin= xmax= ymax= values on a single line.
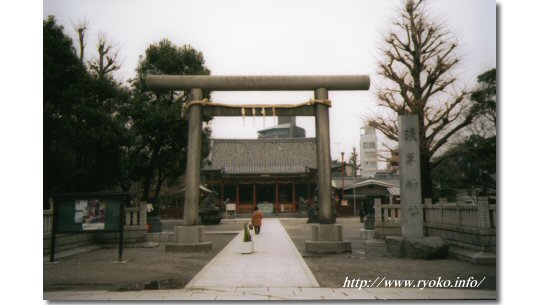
xmin=341 ymin=152 xmax=345 ymax=207
xmin=352 ymin=147 xmax=357 ymax=217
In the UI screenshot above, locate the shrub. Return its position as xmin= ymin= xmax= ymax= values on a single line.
xmin=243 ymin=222 xmax=252 ymax=242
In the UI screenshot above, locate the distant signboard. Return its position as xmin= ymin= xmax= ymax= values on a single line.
xmin=257 ymin=203 xmax=274 ymax=214
xmin=53 ymin=194 xmax=126 ymax=233
xmin=46 ymin=192 xmax=132 ymax=263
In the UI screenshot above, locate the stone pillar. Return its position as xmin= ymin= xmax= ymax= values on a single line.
xmin=184 ymin=88 xmax=203 ymax=226
xmin=476 ymin=196 xmax=491 ymax=228
xmin=166 ymin=88 xmax=212 ymax=252
xmin=398 ymin=115 xmax=424 ymax=238
xmin=360 ymin=198 xmax=380 ymax=240
xmin=139 ymin=200 xmax=147 ymax=228
xmin=306 ymin=224 xmax=351 ymax=253
xmin=374 ymin=198 xmax=382 ymax=223
xmin=314 ymin=88 xmax=333 ymax=224
xmin=305 ymin=88 xmax=351 ymax=253
xmin=165 ymin=226 xmax=211 ymax=252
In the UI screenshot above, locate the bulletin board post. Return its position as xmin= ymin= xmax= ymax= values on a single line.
xmin=47 ymin=192 xmax=131 ymax=263
xmin=49 ymin=201 xmax=58 ymax=263
xmin=118 ymin=201 xmax=124 ymax=263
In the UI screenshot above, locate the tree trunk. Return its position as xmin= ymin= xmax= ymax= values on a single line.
xmin=141 ymin=142 xmax=163 ymax=200
xmin=153 ymin=167 xmax=167 ymax=199
xmin=141 ymin=169 xmax=153 ymax=201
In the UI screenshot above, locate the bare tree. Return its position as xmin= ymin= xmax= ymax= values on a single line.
xmin=368 ymin=0 xmax=475 ymax=199
xmin=73 ymin=18 xmax=89 ymax=64
xmin=349 ymin=146 xmax=358 ymax=177
xmin=88 ymin=32 xmax=120 ymax=79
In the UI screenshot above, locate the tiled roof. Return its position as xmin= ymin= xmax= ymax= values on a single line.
xmin=203 ymin=138 xmax=317 ymax=175
xmin=387 ymin=187 xmax=400 ymax=196
xmin=332 ymin=178 xmax=399 ymax=190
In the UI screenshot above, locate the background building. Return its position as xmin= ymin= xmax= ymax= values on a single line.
xmin=360 ymin=126 xmax=378 ymax=177
xmin=388 ymin=146 xmax=400 ymax=175
xmin=257 ymin=116 xmax=306 ymax=139
xmin=331 ymin=176 xmax=400 ymax=217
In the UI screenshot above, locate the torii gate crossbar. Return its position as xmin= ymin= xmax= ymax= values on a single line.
xmin=145 ymin=75 xmax=370 ymax=226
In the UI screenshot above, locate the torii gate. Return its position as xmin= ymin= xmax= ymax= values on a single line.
xmin=146 ymin=75 xmax=370 ymax=252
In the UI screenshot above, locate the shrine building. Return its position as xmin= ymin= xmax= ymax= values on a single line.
xmin=202 ymin=117 xmax=339 ymax=214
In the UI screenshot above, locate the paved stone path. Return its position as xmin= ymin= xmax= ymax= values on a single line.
xmin=186 ymin=218 xmax=319 ymax=288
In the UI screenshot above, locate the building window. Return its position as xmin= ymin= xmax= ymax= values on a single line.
xmin=295 ymin=184 xmax=308 ymax=201
xmin=363 ymin=142 xmax=376 ymax=149
xmin=365 ymin=152 xmax=377 ymax=159
xmin=309 ymin=184 xmax=318 ymax=199
xmin=239 ymin=184 xmax=253 ymax=204
xmin=257 ymin=183 xmax=275 ymax=203
xmin=223 ymin=185 xmax=236 ymax=203
xmin=278 ymin=183 xmax=292 ymax=203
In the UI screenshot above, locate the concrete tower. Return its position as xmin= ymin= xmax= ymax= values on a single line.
xmin=360 ymin=126 xmax=378 ymax=177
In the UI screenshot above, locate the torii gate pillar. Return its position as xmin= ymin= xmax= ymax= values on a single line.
xmin=146 ymin=75 xmax=369 ymax=253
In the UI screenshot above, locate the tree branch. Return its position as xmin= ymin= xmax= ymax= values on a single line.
xmin=430 ymin=114 xmax=473 ymax=156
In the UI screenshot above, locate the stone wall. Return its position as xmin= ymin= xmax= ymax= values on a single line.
xmin=374 ymin=197 xmax=496 ymax=251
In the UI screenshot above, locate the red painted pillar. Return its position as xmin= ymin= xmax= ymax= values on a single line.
xmin=220 ymin=179 xmax=224 ymax=203
xmin=275 ymin=178 xmax=279 ymax=213
xmin=253 ymin=181 xmax=257 ymax=211
xmin=236 ymin=183 xmax=240 ymax=207
xmin=292 ymin=180 xmax=296 ymax=212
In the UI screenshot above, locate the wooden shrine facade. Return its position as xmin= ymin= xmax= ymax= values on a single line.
xmin=205 ymin=176 xmax=318 ymax=214
xmin=202 ymin=138 xmax=325 ymax=213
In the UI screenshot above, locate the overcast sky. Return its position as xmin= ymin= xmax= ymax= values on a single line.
xmin=9 ymin=2 xmax=538 ymax=301
xmin=43 ymin=0 xmax=496 ymax=165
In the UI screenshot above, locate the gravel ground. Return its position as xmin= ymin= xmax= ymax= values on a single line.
xmin=280 ymin=218 xmax=497 ymax=290
xmin=43 ymin=221 xmax=242 ymax=292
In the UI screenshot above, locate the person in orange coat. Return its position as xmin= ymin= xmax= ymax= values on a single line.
xmin=251 ymin=206 xmax=263 ymax=235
